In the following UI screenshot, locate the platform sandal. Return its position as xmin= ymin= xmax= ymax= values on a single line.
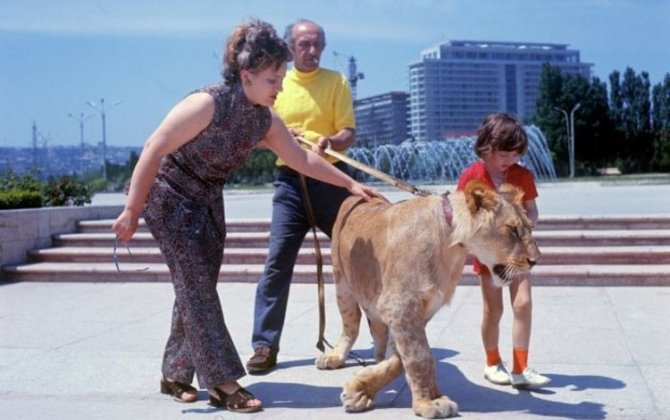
xmin=209 ymin=386 xmax=263 ymax=413
xmin=160 ymin=377 xmax=197 ymax=403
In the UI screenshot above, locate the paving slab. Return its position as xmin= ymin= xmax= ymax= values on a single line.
xmin=0 ymin=281 xmax=667 ymax=419
xmin=1 ymin=180 xmax=668 ymax=418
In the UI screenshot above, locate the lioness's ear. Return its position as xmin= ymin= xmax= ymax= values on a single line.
xmin=464 ymin=179 xmax=497 ymax=214
xmin=499 ymin=183 xmax=524 ymax=207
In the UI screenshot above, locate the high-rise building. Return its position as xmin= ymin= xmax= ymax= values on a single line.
xmin=408 ymin=40 xmax=592 ymax=141
xmin=354 ymin=91 xmax=409 ymax=147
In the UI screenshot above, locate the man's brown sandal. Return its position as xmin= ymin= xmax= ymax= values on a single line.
xmin=209 ymin=386 xmax=263 ymax=413
xmin=160 ymin=377 xmax=198 ymax=403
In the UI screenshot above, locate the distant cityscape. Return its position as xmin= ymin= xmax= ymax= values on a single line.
xmin=2 ymin=39 xmax=592 ymax=178
xmin=0 ymin=144 xmax=140 ymax=179
xmin=353 ymin=39 xmax=591 ymax=148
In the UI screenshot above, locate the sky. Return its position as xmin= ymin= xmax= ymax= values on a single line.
xmin=1 ymin=0 xmax=668 ymax=148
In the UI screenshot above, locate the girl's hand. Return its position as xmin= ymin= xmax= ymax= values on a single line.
xmin=112 ymin=209 xmax=140 ymax=243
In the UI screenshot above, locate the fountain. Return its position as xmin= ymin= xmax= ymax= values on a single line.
xmin=348 ymin=125 xmax=556 ymax=183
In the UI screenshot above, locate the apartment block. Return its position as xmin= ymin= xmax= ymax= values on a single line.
xmin=354 ymin=91 xmax=409 ymax=147
xmin=408 ymin=40 xmax=592 ymax=141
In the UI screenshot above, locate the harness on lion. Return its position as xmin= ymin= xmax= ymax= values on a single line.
xmin=295 ymin=136 xmax=450 ymax=364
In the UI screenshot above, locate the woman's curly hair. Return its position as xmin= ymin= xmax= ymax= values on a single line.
xmin=222 ymin=19 xmax=293 ymax=85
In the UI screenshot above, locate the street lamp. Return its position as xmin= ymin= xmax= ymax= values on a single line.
xmin=555 ymin=103 xmax=581 ymax=178
xmin=67 ymin=112 xmax=92 ymax=147
xmin=68 ymin=112 xmax=93 ymax=174
xmin=86 ymin=98 xmax=122 ymax=181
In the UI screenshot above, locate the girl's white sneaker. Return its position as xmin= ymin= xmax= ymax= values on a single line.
xmin=483 ymin=363 xmax=511 ymax=385
xmin=510 ymin=367 xmax=551 ymax=389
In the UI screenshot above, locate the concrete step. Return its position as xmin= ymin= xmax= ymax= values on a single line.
xmin=52 ymin=232 xmax=326 ymax=248
xmin=28 ymin=247 xmax=333 ymax=265
xmin=531 ymin=230 xmax=670 ymax=246
xmin=4 ymin=261 xmax=670 ymax=286
xmin=77 ymin=215 xmax=670 ymax=233
xmin=53 ymin=230 xmax=670 ymax=248
xmin=6 ymin=216 xmax=670 ymax=286
xmin=77 ymin=218 xmax=272 ymax=233
xmin=27 ymin=245 xmax=670 ymax=265
xmin=534 ymin=214 xmax=670 ymax=230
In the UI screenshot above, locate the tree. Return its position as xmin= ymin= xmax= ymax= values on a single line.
xmin=530 ymin=65 xmax=568 ymax=174
xmin=531 ymin=65 xmax=614 ymax=175
xmin=612 ymin=68 xmax=654 ymax=171
xmin=651 ymin=74 xmax=670 ymax=170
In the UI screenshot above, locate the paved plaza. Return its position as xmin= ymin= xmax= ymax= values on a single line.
xmin=1 ymin=179 xmax=669 ymax=419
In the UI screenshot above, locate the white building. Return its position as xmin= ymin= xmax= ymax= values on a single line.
xmin=354 ymin=91 xmax=409 ymax=147
xmin=408 ymin=40 xmax=592 ymax=141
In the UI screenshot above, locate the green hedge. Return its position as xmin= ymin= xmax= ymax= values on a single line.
xmin=0 ymin=190 xmax=43 ymax=209
xmin=0 ymin=172 xmax=92 ymax=209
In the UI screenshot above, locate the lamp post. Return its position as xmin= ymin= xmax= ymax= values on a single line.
xmin=68 ymin=112 xmax=92 ymax=174
xmin=67 ymin=112 xmax=92 ymax=147
xmin=86 ymin=98 xmax=122 ymax=181
xmin=555 ymin=103 xmax=581 ymax=178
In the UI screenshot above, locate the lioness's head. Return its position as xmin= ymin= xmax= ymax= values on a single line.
xmin=458 ymin=179 xmax=541 ymax=286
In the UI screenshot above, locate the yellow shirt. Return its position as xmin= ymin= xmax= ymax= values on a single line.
xmin=274 ymin=67 xmax=355 ymax=165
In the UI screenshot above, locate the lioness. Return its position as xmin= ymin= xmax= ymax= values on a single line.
xmin=316 ymin=179 xmax=541 ymax=419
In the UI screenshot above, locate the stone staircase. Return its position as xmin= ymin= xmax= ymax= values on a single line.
xmin=3 ymin=216 xmax=670 ymax=286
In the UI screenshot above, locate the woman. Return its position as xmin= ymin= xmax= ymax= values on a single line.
xmin=112 ymin=19 xmax=377 ymax=413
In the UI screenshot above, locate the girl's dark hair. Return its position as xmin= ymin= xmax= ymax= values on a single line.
xmin=222 ymin=19 xmax=293 ymax=85
xmin=474 ymin=113 xmax=528 ymax=157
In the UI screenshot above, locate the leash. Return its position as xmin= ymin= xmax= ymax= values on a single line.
xmin=295 ymin=136 xmax=433 ymax=197
xmin=297 ymin=173 xmax=332 ymax=353
xmin=298 ymin=173 xmax=370 ymax=367
xmin=295 ymin=137 xmax=435 ymax=365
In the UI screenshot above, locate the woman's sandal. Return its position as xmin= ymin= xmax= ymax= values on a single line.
xmin=160 ymin=377 xmax=198 ymax=403
xmin=209 ymin=386 xmax=263 ymax=413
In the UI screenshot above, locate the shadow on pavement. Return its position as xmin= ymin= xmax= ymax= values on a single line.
xmin=180 ymin=346 xmax=620 ymax=418
xmin=435 ymin=358 xmax=612 ymax=419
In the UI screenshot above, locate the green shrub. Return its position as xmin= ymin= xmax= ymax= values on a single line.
xmin=0 ymin=190 xmax=43 ymax=209
xmin=43 ymin=176 xmax=92 ymax=207
xmin=0 ymin=171 xmax=41 ymax=193
xmin=0 ymin=172 xmax=91 ymax=208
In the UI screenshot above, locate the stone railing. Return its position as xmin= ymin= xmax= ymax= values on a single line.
xmin=0 ymin=205 xmax=122 ymax=278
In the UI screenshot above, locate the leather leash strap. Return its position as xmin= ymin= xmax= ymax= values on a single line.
xmin=297 ymin=173 xmax=332 ymax=352
xmin=294 ymin=135 xmax=432 ymax=197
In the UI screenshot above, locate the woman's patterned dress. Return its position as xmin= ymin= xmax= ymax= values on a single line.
xmin=143 ymin=83 xmax=271 ymax=389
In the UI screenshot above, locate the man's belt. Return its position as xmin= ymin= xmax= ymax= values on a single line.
xmin=276 ymin=165 xmax=299 ymax=177
xmin=276 ymin=161 xmax=348 ymax=178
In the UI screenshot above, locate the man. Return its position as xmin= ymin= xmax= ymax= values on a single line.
xmin=247 ymin=18 xmax=356 ymax=374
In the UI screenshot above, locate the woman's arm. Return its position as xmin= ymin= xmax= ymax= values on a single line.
xmin=259 ymin=111 xmax=378 ymax=200
xmin=112 ymin=92 xmax=215 ymax=242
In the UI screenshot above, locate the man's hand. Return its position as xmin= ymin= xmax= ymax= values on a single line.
xmin=288 ymin=127 xmax=303 ymax=137
xmin=312 ymin=136 xmax=330 ymax=157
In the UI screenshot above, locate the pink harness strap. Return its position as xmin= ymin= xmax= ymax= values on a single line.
xmin=441 ymin=192 xmax=453 ymax=226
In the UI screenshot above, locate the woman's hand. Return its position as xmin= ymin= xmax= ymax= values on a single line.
xmin=112 ymin=209 xmax=140 ymax=243
xmin=349 ymin=182 xmax=383 ymax=202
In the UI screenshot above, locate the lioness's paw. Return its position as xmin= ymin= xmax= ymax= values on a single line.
xmin=315 ymin=353 xmax=345 ymax=370
xmin=415 ymin=396 xmax=459 ymax=419
xmin=341 ymin=389 xmax=374 ymax=413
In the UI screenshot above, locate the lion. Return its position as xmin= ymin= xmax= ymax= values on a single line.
xmin=315 ymin=179 xmax=541 ymax=419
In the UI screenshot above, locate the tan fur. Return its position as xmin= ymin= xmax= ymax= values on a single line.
xmin=316 ymin=179 xmax=541 ymax=418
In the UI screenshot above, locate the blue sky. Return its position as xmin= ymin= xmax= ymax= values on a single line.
xmin=1 ymin=0 xmax=668 ymax=148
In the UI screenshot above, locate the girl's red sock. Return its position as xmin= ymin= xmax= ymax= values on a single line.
xmin=512 ymin=348 xmax=528 ymax=374
xmin=486 ymin=348 xmax=502 ymax=367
